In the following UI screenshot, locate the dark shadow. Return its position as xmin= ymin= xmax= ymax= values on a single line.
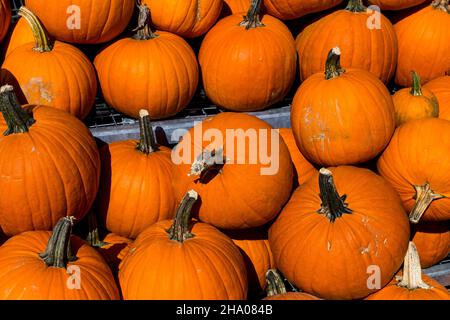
xmin=0 ymin=68 xmax=28 ymax=104
xmin=154 ymin=126 xmax=170 ymax=147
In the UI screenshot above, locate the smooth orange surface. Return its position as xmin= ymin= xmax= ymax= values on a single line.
xmin=393 ymin=86 xmax=438 ymax=126
xmin=264 ymin=0 xmax=343 ymax=19
xmin=424 ymin=76 xmax=450 ymax=120
xmin=412 ymin=221 xmax=450 ymax=268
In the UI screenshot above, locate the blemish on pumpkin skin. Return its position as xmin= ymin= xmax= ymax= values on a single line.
xmin=327 ymin=241 xmax=332 ymax=251
xmin=360 ymin=245 xmax=370 ymax=255
xmin=20 ymin=77 xmax=54 ymax=104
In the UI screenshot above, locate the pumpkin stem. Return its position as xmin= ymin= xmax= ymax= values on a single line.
xmin=345 ymin=0 xmax=367 ymax=12
xmin=137 ymin=109 xmax=159 ymax=154
xmin=325 ymin=47 xmax=346 ymax=80
xmin=132 ymin=3 xmax=158 ymax=40
xmin=409 ymin=183 xmax=445 ymax=224
xmin=86 ymin=211 xmax=108 ymax=248
xmin=410 ymin=71 xmax=423 ymax=96
xmin=431 ymin=0 xmax=450 ymax=13
xmin=240 ymin=0 xmax=265 ymax=30
xmin=189 ymin=148 xmax=227 ymax=180
xmin=0 ymin=85 xmax=35 ymax=136
xmin=18 ymin=6 xmax=53 ymax=52
xmin=318 ymin=168 xmax=352 ymax=222
xmin=396 ymin=242 xmax=431 ymax=290
xmin=265 ymin=269 xmax=287 ymax=297
xmin=167 ymin=190 xmax=199 ymax=243
xmin=39 ymin=216 xmax=78 ymax=268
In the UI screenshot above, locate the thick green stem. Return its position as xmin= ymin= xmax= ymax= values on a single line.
xmin=0 ymin=85 xmax=35 ymax=136
xmin=265 ymin=269 xmax=287 ymax=297
xmin=410 ymin=71 xmax=423 ymax=96
xmin=39 ymin=216 xmax=78 ymax=268
xmin=396 ymin=242 xmax=431 ymax=290
xmin=409 ymin=183 xmax=445 ymax=224
xmin=167 ymin=190 xmax=198 ymax=243
xmin=239 ymin=0 xmax=265 ymax=30
xmin=325 ymin=47 xmax=346 ymax=80
xmin=137 ymin=109 xmax=158 ymax=154
xmin=345 ymin=0 xmax=367 ymax=12
xmin=86 ymin=211 xmax=108 ymax=248
xmin=431 ymin=0 xmax=450 ymax=13
xmin=132 ymin=3 xmax=158 ymax=40
xmin=318 ymin=168 xmax=352 ymax=222
xmin=18 ymin=6 xmax=52 ymax=52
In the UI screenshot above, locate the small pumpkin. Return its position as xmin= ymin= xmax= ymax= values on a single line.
xmin=291 ymin=47 xmax=395 ymax=167
xmin=412 ymin=221 xmax=450 ymax=268
xmin=366 ymin=242 xmax=450 ymax=300
xmin=3 ymin=18 xmax=34 ymax=58
xmin=377 ymin=118 xmax=450 ymax=223
xmin=119 ymin=191 xmax=248 ymax=300
xmin=224 ymin=0 xmax=252 ymax=14
xmin=263 ymin=269 xmax=320 ymax=300
xmin=368 ymin=0 xmax=428 ymax=10
xmin=0 ymin=217 xmax=120 ymax=300
xmin=0 ymin=0 xmax=11 ymax=43
xmin=393 ymin=71 xmax=439 ymax=127
xmin=24 ymin=0 xmax=135 ymax=44
xmin=199 ymin=0 xmax=297 ymax=112
xmin=395 ymin=0 xmax=450 ymax=87
xmin=424 ymin=76 xmax=450 ymax=120
xmin=269 ymin=167 xmax=410 ymax=300
xmin=97 ymin=109 xmax=177 ymax=239
xmin=0 ymin=85 xmax=100 ymax=236
xmin=263 ymin=0 xmax=343 ymax=20
xmin=94 ymin=4 xmax=198 ymax=120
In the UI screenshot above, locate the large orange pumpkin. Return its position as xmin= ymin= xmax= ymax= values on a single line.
xmin=424 ymin=76 xmax=450 ymax=120
xmin=97 ymin=110 xmax=177 ymax=239
xmin=291 ymin=47 xmax=395 ymax=167
xmin=1 ymin=7 xmax=97 ymax=119
xmin=263 ymin=0 xmax=343 ymax=20
xmin=412 ymin=221 xmax=450 ymax=268
xmin=142 ymin=0 xmax=223 ymax=38
xmin=119 ymin=191 xmax=248 ymax=300
xmin=172 ymin=112 xmax=294 ymax=230
xmin=199 ymin=0 xmax=297 ymax=112
xmin=296 ymin=0 xmax=398 ymax=84
xmin=269 ymin=167 xmax=410 ymax=300
xmin=0 ymin=0 xmax=10 ymax=43
xmin=3 ymin=18 xmax=34 ymax=58
xmin=0 ymin=217 xmax=120 ymax=300
xmin=24 ymin=0 xmax=135 ymax=44
xmin=0 ymin=85 xmax=100 ymax=236
xmin=224 ymin=0 xmax=252 ymax=14
xmin=395 ymin=0 xmax=450 ymax=87
xmin=368 ymin=0 xmax=428 ymax=10
xmin=377 ymin=118 xmax=450 ymax=223
xmin=94 ymin=4 xmax=198 ymax=120
xmin=263 ymin=269 xmax=320 ymax=300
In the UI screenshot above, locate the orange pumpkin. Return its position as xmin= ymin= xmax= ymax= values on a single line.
xmin=97 ymin=110 xmax=177 ymax=239
xmin=296 ymin=0 xmax=398 ymax=84
xmin=199 ymin=0 xmax=297 ymax=112
xmin=224 ymin=0 xmax=252 ymax=14
xmin=368 ymin=0 xmax=428 ymax=10
xmin=366 ymin=242 xmax=450 ymax=300
xmin=3 ymin=18 xmax=34 ymax=58
xmin=393 ymin=71 xmax=439 ymax=127
xmin=269 ymin=167 xmax=410 ymax=300
xmin=119 ymin=191 xmax=248 ymax=300
xmin=0 ymin=217 xmax=120 ymax=300
xmin=263 ymin=269 xmax=320 ymax=300
xmin=0 ymin=85 xmax=100 ymax=236
xmin=24 ymin=0 xmax=135 ymax=44
xmin=291 ymin=47 xmax=395 ymax=167
xmin=94 ymin=4 xmax=198 ymax=120
xmin=0 ymin=0 xmax=11 ymax=43
xmin=377 ymin=118 xmax=450 ymax=223
xmin=395 ymin=0 xmax=450 ymax=87
xmin=172 ymin=112 xmax=294 ymax=230
xmin=263 ymin=0 xmax=343 ymax=20
xmin=424 ymin=76 xmax=450 ymax=120
xmin=412 ymin=221 xmax=450 ymax=268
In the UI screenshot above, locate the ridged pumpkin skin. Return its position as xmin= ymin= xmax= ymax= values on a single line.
xmin=412 ymin=222 xmax=450 ymax=268
xmin=296 ymin=3 xmax=398 ymax=84
xmin=263 ymin=0 xmax=343 ymax=19
xmin=3 ymin=18 xmax=34 ymax=58
xmin=24 ymin=0 xmax=135 ymax=44
xmin=98 ymin=233 xmax=133 ymax=275
xmin=369 ymin=0 xmax=428 ymax=10
xmin=142 ymin=0 xmax=223 ymax=38
xmin=395 ymin=2 xmax=450 ymax=87
xmin=94 ymin=31 xmax=198 ymax=119
xmin=269 ymin=166 xmax=410 ymax=300
xmin=377 ymin=118 xmax=450 ymax=222
xmin=424 ymin=76 xmax=450 ymax=120
xmin=0 ymin=231 xmax=120 ymax=300
xmin=224 ymin=0 xmax=252 ymax=13
xmin=199 ymin=13 xmax=297 ymax=112
xmin=0 ymin=0 xmax=11 ymax=43
xmin=264 ymin=292 xmax=320 ymax=300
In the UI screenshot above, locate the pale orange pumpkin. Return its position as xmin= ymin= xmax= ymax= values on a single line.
xmin=3 ymin=18 xmax=34 ymax=58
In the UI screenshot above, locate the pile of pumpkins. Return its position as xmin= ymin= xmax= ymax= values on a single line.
xmin=0 ymin=0 xmax=449 ymax=300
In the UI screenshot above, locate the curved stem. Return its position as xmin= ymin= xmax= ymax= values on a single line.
xmin=39 ymin=216 xmax=78 ymax=268
xmin=239 ymin=0 xmax=265 ymax=30
xmin=86 ymin=211 xmax=108 ymax=248
xmin=0 ymin=85 xmax=35 ymax=136
xmin=410 ymin=71 xmax=423 ymax=96
xmin=18 ymin=6 xmax=52 ymax=52
xmin=431 ymin=0 xmax=450 ymax=13
xmin=409 ymin=183 xmax=445 ymax=224
xmin=189 ymin=148 xmax=226 ymax=177
xmin=265 ymin=269 xmax=287 ymax=297
xmin=318 ymin=168 xmax=352 ymax=222
xmin=396 ymin=242 xmax=431 ymax=290
xmin=132 ymin=3 xmax=158 ymax=40
xmin=137 ymin=109 xmax=158 ymax=154
xmin=345 ymin=0 xmax=367 ymax=12
xmin=325 ymin=47 xmax=346 ymax=80
xmin=167 ymin=190 xmax=198 ymax=243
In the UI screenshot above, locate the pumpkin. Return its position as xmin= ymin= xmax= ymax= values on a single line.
xmin=0 ymin=85 xmax=100 ymax=236
xmin=199 ymin=0 xmax=297 ymax=112
xmin=263 ymin=0 xmax=343 ymax=20
xmin=119 ymin=191 xmax=248 ymax=300
xmin=412 ymin=221 xmax=450 ymax=268
xmin=395 ymin=0 xmax=450 ymax=87
xmin=377 ymin=118 xmax=450 ymax=223
xmin=0 ymin=217 xmax=120 ymax=300
xmin=1 ymin=7 xmax=97 ymax=119
xmin=172 ymin=112 xmax=294 ymax=230
xmin=263 ymin=269 xmax=320 ymax=300
xmin=368 ymin=0 xmax=428 ymax=10
xmin=279 ymin=128 xmax=317 ymax=185
xmin=142 ymin=0 xmax=223 ymax=38
xmin=291 ymin=47 xmax=395 ymax=167
xmin=393 ymin=71 xmax=439 ymax=127
xmin=24 ymin=0 xmax=135 ymax=44
xmin=366 ymin=242 xmax=450 ymax=300
xmin=3 ymin=18 xmax=34 ymax=58
xmin=296 ymin=0 xmax=398 ymax=84
xmin=0 ymin=0 xmax=10 ymax=43
xmin=94 ymin=4 xmax=198 ymax=120
xmin=224 ymin=0 xmax=252 ymax=14
xmin=97 ymin=109 xmax=177 ymax=239
xmin=269 ymin=167 xmax=410 ymax=300
xmin=424 ymin=76 xmax=450 ymax=120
